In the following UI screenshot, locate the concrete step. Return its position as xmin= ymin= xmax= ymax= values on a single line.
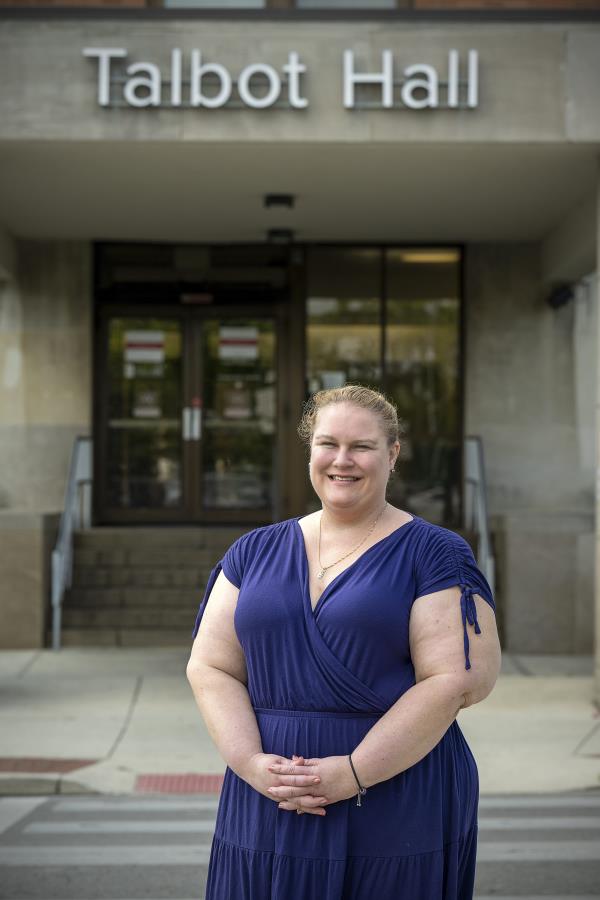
xmin=74 ymin=526 xmax=248 ymax=550
xmin=73 ymin=547 xmax=225 ymax=568
xmin=72 ymin=566 xmax=210 ymax=588
xmin=49 ymin=628 xmax=192 ymax=647
xmin=56 ymin=524 xmax=251 ymax=647
xmin=119 ymin=629 xmax=192 ymax=647
xmin=65 ymin=588 xmax=202 ymax=608
xmin=53 ymin=628 xmax=119 ymax=647
xmin=62 ymin=607 xmax=195 ymax=629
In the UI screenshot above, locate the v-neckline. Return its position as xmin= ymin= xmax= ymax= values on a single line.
xmin=294 ymin=513 xmax=419 ymax=617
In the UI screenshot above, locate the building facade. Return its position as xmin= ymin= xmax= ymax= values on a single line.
xmin=0 ymin=0 xmax=598 ymax=658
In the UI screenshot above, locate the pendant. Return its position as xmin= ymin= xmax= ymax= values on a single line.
xmin=317 ymin=568 xmax=326 ymax=579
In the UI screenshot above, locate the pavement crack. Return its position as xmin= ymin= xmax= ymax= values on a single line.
xmin=17 ymin=651 xmax=42 ymax=679
xmin=573 ymin=720 xmax=600 ymax=758
xmin=104 ymin=675 xmax=143 ymax=761
xmin=508 ymin=655 xmax=532 ymax=676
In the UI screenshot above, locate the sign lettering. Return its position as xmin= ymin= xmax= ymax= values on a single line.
xmin=82 ymin=47 xmax=479 ymax=110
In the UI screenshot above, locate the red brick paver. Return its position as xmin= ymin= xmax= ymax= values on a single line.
xmin=135 ymin=773 xmax=224 ymax=794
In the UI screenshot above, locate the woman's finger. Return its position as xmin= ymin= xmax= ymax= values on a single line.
xmin=268 ymin=764 xmax=319 ymax=777
xmin=268 ymin=785 xmax=306 ymax=799
xmin=269 ymin=785 xmax=327 ymax=800
xmin=277 ymin=801 xmax=326 ymax=816
xmin=295 ymin=794 xmax=328 ymax=808
xmin=270 ymin=773 xmax=321 ymax=786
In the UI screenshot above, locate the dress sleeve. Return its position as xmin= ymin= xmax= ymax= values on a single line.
xmin=191 ymin=533 xmax=248 ymax=639
xmin=414 ymin=527 xmax=496 ymax=671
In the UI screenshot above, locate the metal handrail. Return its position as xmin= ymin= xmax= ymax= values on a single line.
xmin=463 ymin=435 xmax=495 ymax=596
xmin=51 ymin=436 xmax=93 ymax=651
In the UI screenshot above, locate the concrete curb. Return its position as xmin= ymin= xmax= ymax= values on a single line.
xmin=0 ymin=776 xmax=96 ymax=796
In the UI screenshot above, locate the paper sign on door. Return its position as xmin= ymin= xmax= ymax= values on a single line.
xmin=218 ymin=326 xmax=259 ymax=362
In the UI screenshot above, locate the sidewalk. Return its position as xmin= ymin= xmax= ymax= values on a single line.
xmin=0 ymin=649 xmax=598 ymax=796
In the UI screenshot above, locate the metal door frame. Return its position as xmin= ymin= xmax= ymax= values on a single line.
xmin=93 ymin=302 xmax=285 ymax=525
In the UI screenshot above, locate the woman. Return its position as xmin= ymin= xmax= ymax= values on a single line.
xmin=187 ymin=384 xmax=501 ymax=900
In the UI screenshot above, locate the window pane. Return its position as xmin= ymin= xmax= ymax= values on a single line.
xmin=305 ymin=247 xmax=382 ymax=512
xmin=297 ymin=0 xmax=395 ymax=7
xmin=306 ymin=247 xmax=382 ymax=395
xmin=165 ymin=0 xmax=265 ymax=7
xmin=385 ymin=248 xmax=461 ymax=526
xmin=107 ymin=318 xmax=183 ymax=509
xmin=200 ymin=319 xmax=277 ymax=510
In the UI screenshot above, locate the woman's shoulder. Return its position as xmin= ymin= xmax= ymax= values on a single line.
xmin=407 ymin=516 xmax=474 ymax=564
xmin=220 ymin=519 xmax=297 ymax=586
xmin=227 ymin=517 xmax=298 ymax=553
xmin=409 ymin=516 xmax=494 ymax=606
xmin=410 ymin=516 xmax=469 ymax=542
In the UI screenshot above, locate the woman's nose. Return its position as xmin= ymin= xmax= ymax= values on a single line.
xmin=332 ymin=447 xmax=353 ymax=466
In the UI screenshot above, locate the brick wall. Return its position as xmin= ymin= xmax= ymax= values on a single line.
xmin=415 ymin=0 xmax=600 ymax=8
xmin=0 ymin=1 xmax=147 ymax=8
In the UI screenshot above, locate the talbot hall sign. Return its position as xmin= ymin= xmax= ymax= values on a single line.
xmin=83 ymin=47 xmax=479 ymax=110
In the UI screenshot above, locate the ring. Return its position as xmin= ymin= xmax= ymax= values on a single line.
xmin=296 ymin=808 xmax=302 ymax=815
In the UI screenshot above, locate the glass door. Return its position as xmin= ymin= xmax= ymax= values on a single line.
xmin=96 ymin=308 xmax=279 ymax=524
xmin=195 ymin=318 xmax=277 ymax=520
xmin=97 ymin=314 xmax=189 ymax=522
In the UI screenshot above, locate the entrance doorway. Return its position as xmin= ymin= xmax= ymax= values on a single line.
xmin=95 ymin=306 xmax=279 ymax=524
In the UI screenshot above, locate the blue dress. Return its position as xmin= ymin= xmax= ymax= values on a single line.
xmin=192 ymin=514 xmax=495 ymax=900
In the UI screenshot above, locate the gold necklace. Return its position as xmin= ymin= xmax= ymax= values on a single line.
xmin=317 ymin=502 xmax=388 ymax=580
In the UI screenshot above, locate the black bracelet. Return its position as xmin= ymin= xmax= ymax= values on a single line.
xmin=348 ymin=753 xmax=367 ymax=807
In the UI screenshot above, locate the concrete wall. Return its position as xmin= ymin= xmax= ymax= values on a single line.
xmin=0 ymin=240 xmax=92 ymax=511
xmin=595 ymin=164 xmax=600 ymax=700
xmin=541 ymin=194 xmax=596 ymax=289
xmin=0 ymin=225 xmax=16 ymax=281
xmin=0 ymin=240 xmax=91 ymax=647
xmin=0 ymin=19 xmax=599 ymax=144
xmin=465 ymin=243 xmax=594 ymax=652
xmin=0 ymin=510 xmax=59 ymax=649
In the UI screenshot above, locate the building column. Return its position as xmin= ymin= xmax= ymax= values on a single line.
xmin=0 ymin=225 xmax=16 ymax=281
xmin=595 ymin=160 xmax=600 ymax=703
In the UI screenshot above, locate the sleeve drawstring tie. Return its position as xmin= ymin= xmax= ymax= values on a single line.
xmin=460 ymin=585 xmax=482 ymax=671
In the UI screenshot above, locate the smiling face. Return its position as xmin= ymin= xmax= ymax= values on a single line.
xmin=309 ymin=402 xmax=399 ymax=514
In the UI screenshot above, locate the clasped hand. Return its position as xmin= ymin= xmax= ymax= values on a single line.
xmin=246 ymin=752 xmax=357 ymax=817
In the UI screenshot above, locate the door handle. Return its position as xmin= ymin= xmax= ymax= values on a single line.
xmin=191 ymin=407 xmax=202 ymax=440
xmin=182 ymin=407 xmax=192 ymax=441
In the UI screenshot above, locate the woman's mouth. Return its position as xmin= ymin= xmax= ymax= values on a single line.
xmin=327 ymin=475 xmax=360 ymax=482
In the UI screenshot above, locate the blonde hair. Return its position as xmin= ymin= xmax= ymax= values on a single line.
xmin=297 ymin=384 xmax=401 ymax=448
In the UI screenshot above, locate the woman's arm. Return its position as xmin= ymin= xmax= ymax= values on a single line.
xmin=269 ymin=588 xmax=501 ymax=807
xmin=186 ymin=571 xmax=327 ymax=811
xmin=186 ymin=571 xmax=262 ymax=776
xmin=350 ymin=586 xmax=501 ymax=787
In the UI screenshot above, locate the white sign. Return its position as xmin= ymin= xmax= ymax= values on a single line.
xmin=124 ymin=330 xmax=165 ymax=364
xmin=218 ymin=326 xmax=259 ymax=361
xmin=83 ymin=47 xmax=479 ymax=110
xmin=133 ymin=389 xmax=161 ymax=419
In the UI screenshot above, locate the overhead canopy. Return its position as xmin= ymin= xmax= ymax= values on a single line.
xmin=0 ymin=140 xmax=595 ymax=243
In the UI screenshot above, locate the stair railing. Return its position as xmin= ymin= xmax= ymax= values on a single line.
xmin=51 ymin=436 xmax=93 ymax=651
xmin=463 ymin=435 xmax=495 ymax=596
